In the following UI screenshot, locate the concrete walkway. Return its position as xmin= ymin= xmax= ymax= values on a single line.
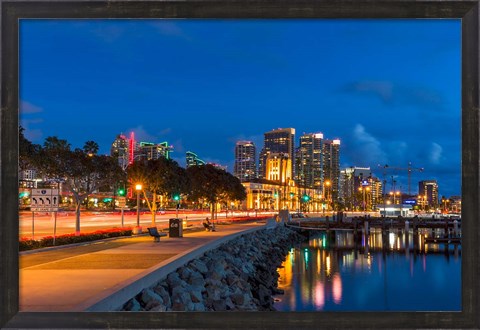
xmin=19 ymin=220 xmax=272 ymax=312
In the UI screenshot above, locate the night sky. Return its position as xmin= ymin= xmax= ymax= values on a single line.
xmin=19 ymin=19 xmax=461 ymax=197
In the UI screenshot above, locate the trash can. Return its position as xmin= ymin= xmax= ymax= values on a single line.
xmin=169 ymin=218 xmax=183 ymax=237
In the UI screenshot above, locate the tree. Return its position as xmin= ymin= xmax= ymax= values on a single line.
xmin=127 ymin=158 xmax=188 ymax=226
xmin=186 ymin=164 xmax=246 ymax=220
xmin=34 ymin=136 xmax=123 ymax=235
xmin=19 ymin=126 xmax=41 ymax=171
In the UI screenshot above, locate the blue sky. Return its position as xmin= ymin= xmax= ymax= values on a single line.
xmin=19 ymin=19 xmax=461 ymax=197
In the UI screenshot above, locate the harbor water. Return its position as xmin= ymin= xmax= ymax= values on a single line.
xmin=274 ymin=229 xmax=461 ymax=311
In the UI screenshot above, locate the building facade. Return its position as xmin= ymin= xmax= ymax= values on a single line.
xmin=186 ymin=151 xmax=206 ymax=168
xmin=339 ymin=167 xmax=384 ymax=211
xmin=234 ymin=141 xmax=257 ymax=182
xmin=418 ymin=180 xmax=439 ymax=209
xmin=136 ymin=141 xmax=172 ymax=161
xmin=110 ymin=134 xmax=129 ymax=170
xmin=295 ymin=133 xmax=323 ymax=190
xmin=241 ymin=181 xmax=322 ymax=212
xmin=323 ymin=139 xmax=341 ymax=202
xmin=259 ymin=128 xmax=295 ymax=180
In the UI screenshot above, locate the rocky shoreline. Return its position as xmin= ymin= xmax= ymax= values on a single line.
xmin=121 ymin=225 xmax=306 ymax=311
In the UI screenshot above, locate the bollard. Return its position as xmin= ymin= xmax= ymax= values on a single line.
xmin=454 ymin=220 xmax=459 ymax=237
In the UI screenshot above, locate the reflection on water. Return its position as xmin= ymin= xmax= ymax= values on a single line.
xmin=275 ymin=229 xmax=461 ymax=311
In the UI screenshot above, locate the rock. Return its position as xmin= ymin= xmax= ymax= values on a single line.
xmin=149 ymin=304 xmax=167 ymax=312
xmin=171 ymin=288 xmax=193 ymax=311
xmin=140 ymin=289 xmax=164 ymax=310
xmin=166 ymin=272 xmax=183 ymax=288
xmin=153 ymin=284 xmax=171 ymax=308
xmin=230 ymin=292 xmax=245 ymax=305
xmin=189 ymin=259 xmax=209 ymax=274
xmin=212 ymin=299 xmax=226 ymax=311
xmin=187 ymin=270 xmax=205 ymax=287
xmin=189 ymin=287 xmax=203 ymax=303
xmin=192 ymin=302 xmax=206 ymax=311
xmin=177 ymin=266 xmax=193 ymax=281
xmin=124 ymin=225 xmax=306 ymax=312
xmin=122 ymin=298 xmax=143 ymax=311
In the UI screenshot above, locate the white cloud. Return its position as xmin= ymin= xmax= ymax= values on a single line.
xmin=429 ymin=142 xmax=443 ymax=164
xmin=351 ymin=124 xmax=388 ymax=165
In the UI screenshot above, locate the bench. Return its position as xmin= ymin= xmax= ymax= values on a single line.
xmin=147 ymin=227 xmax=167 ymax=242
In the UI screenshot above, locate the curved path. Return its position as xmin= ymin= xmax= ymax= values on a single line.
xmin=19 ymin=220 xmax=274 ymax=312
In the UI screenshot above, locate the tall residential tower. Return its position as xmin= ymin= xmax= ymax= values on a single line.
xmin=234 ymin=141 xmax=257 ymax=182
xmin=295 ymin=133 xmax=324 ymax=189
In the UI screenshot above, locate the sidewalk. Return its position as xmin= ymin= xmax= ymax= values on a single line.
xmin=19 ymin=220 xmax=271 ymax=312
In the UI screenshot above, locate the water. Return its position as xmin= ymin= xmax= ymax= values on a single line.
xmin=274 ymin=229 xmax=461 ymax=311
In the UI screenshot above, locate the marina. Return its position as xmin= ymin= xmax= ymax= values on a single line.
xmin=274 ymin=226 xmax=461 ymax=311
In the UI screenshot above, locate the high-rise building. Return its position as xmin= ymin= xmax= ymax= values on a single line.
xmin=137 ymin=141 xmax=172 ymax=161
xmin=323 ymin=139 xmax=341 ymax=201
xmin=234 ymin=141 xmax=257 ymax=182
xmin=259 ymin=128 xmax=295 ymax=179
xmin=419 ymin=180 xmax=439 ymax=208
xmin=340 ymin=167 xmax=372 ymax=210
xmin=111 ymin=134 xmax=129 ymax=170
xmin=133 ymin=141 xmax=172 ymax=162
xmin=186 ymin=151 xmax=206 ymax=168
xmin=295 ymin=133 xmax=323 ymax=189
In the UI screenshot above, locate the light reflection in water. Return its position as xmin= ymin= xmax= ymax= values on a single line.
xmin=275 ymin=229 xmax=461 ymax=311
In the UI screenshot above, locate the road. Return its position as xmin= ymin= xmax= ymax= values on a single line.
xmin=19 ymin=209 xmax=274 ymax=239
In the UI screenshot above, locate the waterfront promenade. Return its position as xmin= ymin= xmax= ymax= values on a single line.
xmin=19 ymin=220 xmax=271 ymax=312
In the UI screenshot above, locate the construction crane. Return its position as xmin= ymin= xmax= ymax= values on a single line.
xmin=378 ymin=162 xmax=424 ymax=195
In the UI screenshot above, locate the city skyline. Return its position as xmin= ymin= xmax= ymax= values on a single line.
xmin=20 ymin=19 xmax=461 ymax=196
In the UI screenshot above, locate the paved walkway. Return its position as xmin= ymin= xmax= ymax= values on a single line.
xmin=19 ymin=220 xmax=271 ymax=312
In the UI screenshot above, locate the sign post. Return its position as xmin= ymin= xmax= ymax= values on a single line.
xmin=31 ymin=189 xmax=59 ymax=243
xmin=31 ymin=189 xmax=59 ymax=212
xmin=118 ymin=197 xmax=126 ymax=227
xmin=32 ymin=211 xmax=35 ymax=240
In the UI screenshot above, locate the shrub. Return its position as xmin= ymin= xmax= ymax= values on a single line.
xmin=19 ymin=228 xmax=133 ymax=251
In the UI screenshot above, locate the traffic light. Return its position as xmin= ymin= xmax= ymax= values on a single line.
xmin=173 ymin=194 xmax=180 ymax=201
xmin=117 ymin=188 xmax=125 ymax=196
xmin=302 ymin=194 xmax=310 ymax=202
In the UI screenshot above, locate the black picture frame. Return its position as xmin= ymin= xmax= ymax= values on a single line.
xmin=1 ymin=1 xmax=479 ymax=329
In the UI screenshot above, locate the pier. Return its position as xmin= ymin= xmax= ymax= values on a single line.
xmin=287 ymin=215 xmax=461 ymax=237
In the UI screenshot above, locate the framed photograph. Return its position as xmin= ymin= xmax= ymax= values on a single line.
xmin=1 ymin=0 xmax=479 ymax=329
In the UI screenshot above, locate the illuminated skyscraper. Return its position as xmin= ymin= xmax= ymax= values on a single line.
xmin=323 ymin=139 xmax=341 ymax=201
xmin=137 ymin=141 xmax=172 ymax=160
xmin=295 ymin=133 xmax=324 ymax=189
xmin=234 ymin=141 xmax=257 ymax=182
xmin=259 ymin=128 xmax=295 ymax=179
xmin=110 ymin=134 xmax=129 ymax=170
xmin=419 ymin=180 xmax=439 ymax=208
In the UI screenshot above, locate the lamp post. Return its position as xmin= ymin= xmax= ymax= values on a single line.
xmin=135 ymin=183 xmax=142 ymax=233
xmin=359 ymin=186 xmax=370 ymax=213
xmin=324 ymin=180 xmax=331 ymax=211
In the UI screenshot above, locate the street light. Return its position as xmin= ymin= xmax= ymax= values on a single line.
xmin=135 ymin=183 xmax=142 ymax=233
xmin=359 ymin=186 xmax=370 ymax=213
xmin=324 ymin=180 xmax=331 ymax=211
